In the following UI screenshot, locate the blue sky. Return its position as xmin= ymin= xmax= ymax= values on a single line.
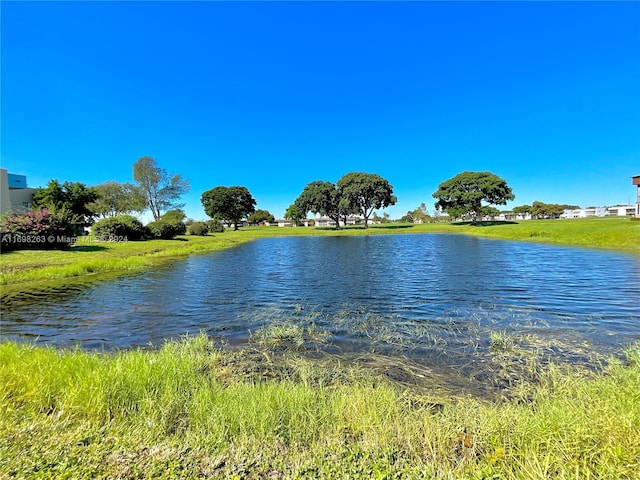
xmin=2 ymin=1 xmax=639 ymax=221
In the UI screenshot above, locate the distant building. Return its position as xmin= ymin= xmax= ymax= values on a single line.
xmin=312 ymin=216 xmax=362 ymax=227
xmin=0 ymin=168 xmax=37 ymax=215
xmin=633 ymin=175 xmax=640 ymax=217
xmin=563 ymin=207 xmax=607 ymax=218
xmin=562 ymin=205 xmax=635 ymax=218
xmin=315 ymin=216 xmax=337 ymax=227
xmin=273 ymin=218 xmax=312 ymax=227
xmin=496 ymin=211 xmax=532 ymax=221
xmin=606 ymin=205 xmax=636 ymax=217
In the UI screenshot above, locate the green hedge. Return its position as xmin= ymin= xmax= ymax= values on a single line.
xmin=92 ymin=215 xmax=147 ymax=241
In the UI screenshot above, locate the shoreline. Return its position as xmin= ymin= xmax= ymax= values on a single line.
xmin=1 ymin=217 xmax=638 ymax=300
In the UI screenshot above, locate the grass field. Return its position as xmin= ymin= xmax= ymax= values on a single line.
xmin=1 ymin=335 xmax=639 ymax=479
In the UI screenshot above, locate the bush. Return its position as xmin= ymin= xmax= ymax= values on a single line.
xmin=0 ymin=209 xmax=76 ymax=250
xmin=187 ymin=221 xmax=209 ymax=236
xmin=146 ymin=219 xmax=185 ymax=239
xmin=207 ymin=219 xmax=225 ymax=233
xmin=92 ymin=215 xmax=147 ymax=241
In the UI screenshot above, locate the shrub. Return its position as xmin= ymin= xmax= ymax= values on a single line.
xmin=207 ymin=219 xmax=225 ymax=233
xmin=0 ymin=208 xmax=76 ymax=250
xmin=92 ymin=215 xmax=147 ymax=241
xmin=146 ymin=219 xmax=185 ymax=239
xmin=161 ymin=209 xmax=187 ymax=224
xmin=187 ymin=221 xmax=209 ymax=236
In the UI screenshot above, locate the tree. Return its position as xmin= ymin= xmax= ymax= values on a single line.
xmin=91 ymin=181 xmax=146 ymax=218
xmin=432 ymin=171 xmax=515 ymax=224
xmin=411 ymin=202 xmax=431 ymax=223
xmin=530 ymin=201 xmax=565 ymax=219
xmin=133 ymin=156 xmax=189 ymax=221
xmin=294 ymin=181 xmax=343 ymax=229
xmin=482 ymin=206 xmax=501 ymax=219
xmin=32 ymin=179 xmax=98 ymax=228
xmin=284 ymin=203 xmax=306 ymax=226
xmin=201 ymin=186 xmax=256 ymax=230
xmin=399 ymin=212 xmax=414 ymax=223
xmin=512 ymin=205 xmax=532 ymax=218
xmin=248 ymin=209 xmax=275 ymax=225
xmin=337 ymin=172 xmax=397 ymax=228
xmin=160 ymin=209 xmax=187 ymax=224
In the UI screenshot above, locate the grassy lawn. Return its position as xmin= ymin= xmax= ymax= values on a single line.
xmin=1 ymin=335 xmax=639 ymax=479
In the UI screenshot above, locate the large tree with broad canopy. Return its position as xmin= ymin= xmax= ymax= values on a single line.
xmin=337 ymin=172 xmax=397 ymax=228
xmin=294 ymin=181 xmax=343 ymax=228
xmin=201 ymin=186 xmax=256 ymax=230
xmin=432 ymin=171 xmax=515 ymax=223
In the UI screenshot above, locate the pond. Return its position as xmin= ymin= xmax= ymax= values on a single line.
xmin=2 ymin=234 xmax=639 ymax=391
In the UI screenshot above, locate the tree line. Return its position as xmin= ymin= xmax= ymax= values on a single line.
xmin=3 ymin=154 xmax=585 ymax=250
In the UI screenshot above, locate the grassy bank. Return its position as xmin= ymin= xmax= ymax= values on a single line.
xmin=1 ymin=334 xmax=639 ymax=479
xmin=1 ymin=217 xmax=637 ymax=296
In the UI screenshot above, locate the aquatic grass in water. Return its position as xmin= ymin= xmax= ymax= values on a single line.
xmin=489 ymin=330 xmax=515 ymax=351
xmin=207 ymin=305 xmax=616 ymax=399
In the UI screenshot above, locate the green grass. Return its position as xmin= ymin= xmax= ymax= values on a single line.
xmin=1 ymin=334 xmax=639 ymax=479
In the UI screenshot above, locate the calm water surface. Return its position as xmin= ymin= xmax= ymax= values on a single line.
xmin=2 ymin=234 xmax=639 ymax=365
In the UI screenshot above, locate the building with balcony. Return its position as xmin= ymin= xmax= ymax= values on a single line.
xmin=0 ymin=168 xmax=37 ymax=215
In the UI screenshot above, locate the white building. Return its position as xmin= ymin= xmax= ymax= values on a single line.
xmin=0 ymin=169 xmax=37 ymax=215
xmin=496 ymin=212 xmax=532 ymax=221
xmin=563 ymin=207 xmax=607 ymax=218
xmin=633 ymin=175 xmax=640 ymax=217
xmin=562 ymin=205 xmax=635 ymax=218
xmin=606 ymin=205 xmax=636 ymax=217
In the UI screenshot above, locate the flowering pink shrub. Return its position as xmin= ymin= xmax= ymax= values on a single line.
xmin=0 ymin=209 xmax=76 ymax=250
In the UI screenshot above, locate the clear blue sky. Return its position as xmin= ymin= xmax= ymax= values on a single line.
xmin=2 ymin=1 xmax=639 ymax=221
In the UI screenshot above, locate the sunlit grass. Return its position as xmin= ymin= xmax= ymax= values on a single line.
xmin=1 ymin=334 xmax=639 ymax=478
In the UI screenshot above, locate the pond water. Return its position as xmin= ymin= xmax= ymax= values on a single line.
xmin=2 ymin=234 xmax=639 ymax=387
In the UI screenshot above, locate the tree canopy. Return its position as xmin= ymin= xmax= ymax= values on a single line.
xmin=408 ymin=203 xmax=431 ymax=224
xmin=133 ymin=156 xmax=189 ymax=221
xmin=530 ymin=201 xmax=571 ymax=219
xmin=432 ymin=171 xmax=515 ymax=223
xmin=512 ymin=205 xmax=532 ymax=217
xmin=32 ymin=179 xmax=98 ymax=227
xmin=284 ymin=203 xmax=306 ymax=226
xmin=337 ymin=172 xmax=396 ymax=228
xmin=160 ymin=209 xmax=187 ymax=224
xmin=248 ymin=209 xmax=275 ymax=225
xmin=90 ymin=181 xmax=146 ymax=218
xmin=294 ymin=181 xmax=343 ymax=228
xmin=201 ymin=186 xmax=256 ymax=230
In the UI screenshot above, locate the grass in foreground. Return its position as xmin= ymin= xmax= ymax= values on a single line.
xmin=1 ymin=334 xmax=639 ymax=479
